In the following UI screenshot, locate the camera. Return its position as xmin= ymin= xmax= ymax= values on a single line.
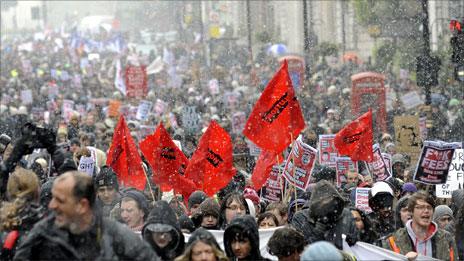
xmin=20 ymin=123 xmax=56 ymax=151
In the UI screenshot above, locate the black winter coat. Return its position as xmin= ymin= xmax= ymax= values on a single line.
xmin=142 ymin=200 xmax=185 ymax=261
xmin=13 ymin=214 xmax=158 ymax=260
xmin=223 ymin=215 xmax=270 ymax=261
xmin=291 ymin=180 xmax=358 ymax=249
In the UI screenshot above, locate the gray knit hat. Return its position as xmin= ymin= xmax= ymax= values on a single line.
xmin=300 ymin=241 xmax=343 ymax=261
xmin=433 ymin=205 xmax=453 ymax=222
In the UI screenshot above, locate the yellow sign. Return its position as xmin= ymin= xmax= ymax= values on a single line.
xmin=209 ymin=25 xmax=221 ymax=39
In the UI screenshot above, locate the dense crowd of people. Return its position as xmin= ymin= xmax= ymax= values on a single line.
xmin=0 ymin=22 xmax=463 ymax=260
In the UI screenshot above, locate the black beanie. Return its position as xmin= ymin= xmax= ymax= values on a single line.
xmin=188 ymin=190 xmax=207 ymax=209
xmin=95 ymin=166 xmax=119 ymax=190
xmin=122 ymin=189 xmax=149 ymax=217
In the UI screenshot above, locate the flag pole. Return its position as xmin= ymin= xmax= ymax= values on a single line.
xmin=276 ymin=154 xmax=284 ymax=202
xmin=290 ymin=133 xmax=298 ymax=213
xmin=141 ymin=163 xmax=156 ymax=202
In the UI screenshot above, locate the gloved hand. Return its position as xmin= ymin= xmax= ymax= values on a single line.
xmin=345 ymin=232 xmax=358 ymax=246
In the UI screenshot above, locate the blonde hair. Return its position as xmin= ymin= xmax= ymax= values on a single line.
xmin=1 ymin=168 xmax=40 ymax=231
xmin=7 ymin=168 xmax=39 ymax=201
xmin=175 ymin=240 xmax=228 ymax=261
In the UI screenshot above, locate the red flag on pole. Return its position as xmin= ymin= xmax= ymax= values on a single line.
xmin=139 ymin=123 xmax=191 ymax=193
xmin=243 ymin=60 xmax=305 ymax=153
xmin=184 ymin=121 xmax=236 ymax=196
xmin=334 ymin=109 xmax=374 ymax=162
xmin=106 ymin=115 xmax=146 ymax=190
xmin=251 ymin=150 xmax=281 ymax=190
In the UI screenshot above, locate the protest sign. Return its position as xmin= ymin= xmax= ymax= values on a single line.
xmin=394 ymin=115 xmax=422 ymax=164
xmin=107 ymin=99 xmax=121 ymax=117
xmin=135 ymin=100 xmax=153 ymax=121
xmin=400 ymin=91 xmax=423 ymax=110
xmin=436 ymin=149 xmax=464 ymax=198
xmin=208 ymin=79 xmax=219 ymax=95
xmin=318 ymin=134 xmax=339 ymax=168
xmin=61 ymin=99 xmax=75 ymax=122
xmin=20 ymin=89 xmax=33 ymax=105
xmin=382 ymin=153 xmax=392 ymax=176
xmin=247 ymin=140 xmax=261 ymax=157
xmin=355 ymin=188 xmax=373 ymax=214
xmin=367 ymin=144 xmax=391 ymax=182
xmin=31 ymin=107 xmax=44 ymax=121
xmin=414 ymin=141 xmax=461 ymax=185
xmin=154 ymin=99 xmax=168 ymax=115
xmin=232 ymin=111 xmax=246 ymax=134
xmin=418 ymin=116 xmax=428 ymax=140
xmin=283 ymin=140 xmax=317 ymax=190
xmin=139 ymin=125 xmax=156 ymax=140
xmin=124 ymin=65 xmax=148 ymax=98
xmin=78 ymin=156 xmax=95 ymax=177
xmin=336 ymin=157 xmax=358 ymax=187
xmin=224 ymin=91 xmax=239 ymax=109
xmin=182 ymin=106 xmax=201 ymax=133
xmin=264 ymin=164 xmax=285 ymax=202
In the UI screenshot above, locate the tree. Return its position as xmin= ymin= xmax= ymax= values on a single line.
xmin=352 ymin=0 xmax=423 ymax=70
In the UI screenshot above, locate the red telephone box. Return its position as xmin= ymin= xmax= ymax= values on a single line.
xmin=351 ymin=72 xmax=387 ymax=136
xmin=278 ymin=55 xmax=305 ymax=90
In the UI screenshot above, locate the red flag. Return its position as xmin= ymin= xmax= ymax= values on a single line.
xmin=184 ymin=121 xmax=236 ymax=196
xmin=243 ymin=60 xmax=305 ymax=153
xmin=140 ymin=123 xmax=193 ymax=195
xmin=334 ymin=109 xmax=374 ymax=162
xmin=251 ymin=150 xmax=281 ymax=190
xmin=106 ymin=116 xmax=146 ymax=190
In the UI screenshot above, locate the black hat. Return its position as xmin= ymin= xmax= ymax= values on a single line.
xmin=95 ymin=166 xmax=119 ymax=190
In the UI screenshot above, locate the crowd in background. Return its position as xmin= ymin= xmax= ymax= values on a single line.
xmin=0 ymin=23 xmax=463 ymax=260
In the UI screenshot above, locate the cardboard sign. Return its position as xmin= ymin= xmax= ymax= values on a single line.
xmin=355 ymin=188 xmax=373 ymax=214
xmin=401 ymin=91 xmax=423 ymax=110
xmin=125 ymin=65 xmax=148 ymax=98
xmin=20 ymin=89 xmax=33 ymax=104
xmin=283 ymin=140 xmax=317 ymax=190
xmin=78 ymin=156 xmax=95 ymax=177
xmin=232 ymin=112 xmax=247 ymax=134
xmin=436 ymin=149 xmax=464 ymax=198
xmin=264 ymin=164 xmax=285 ymax=202
xmin=367 ymin=144 xmax=391 ymax=182
xmin=318 ymin=134 xmax=339 ymax=168
xmin=136 ymin=100 xmax=153 ymax=121
xmin=107 ymin=100 xmax=121 ymax=117
xmin=182 ymin=106 xmax=200 ymax=133
xmin=336 ymin=157 xmax=358 ymax=187
xmin=414 ymin=141 xmax=461 ymax=185
xmin=394 ymin=116 xmax=422 ymax=164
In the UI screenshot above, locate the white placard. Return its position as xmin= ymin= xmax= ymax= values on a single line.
xmin=78 ymin=156 xmax=95 ymax=177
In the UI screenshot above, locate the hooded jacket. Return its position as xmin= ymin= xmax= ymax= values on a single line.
xmin=382 ymin=220 xmax=458 ymax=261
xmin=291 ymin=180 xmax=358 ymax=249
xmin=142 ymin=200 xmax=185 ymax=261
xmin=190 ymin=198 xmax=220 ymax=229
xmin=223 ymin=215 xmax=269 ymax=261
